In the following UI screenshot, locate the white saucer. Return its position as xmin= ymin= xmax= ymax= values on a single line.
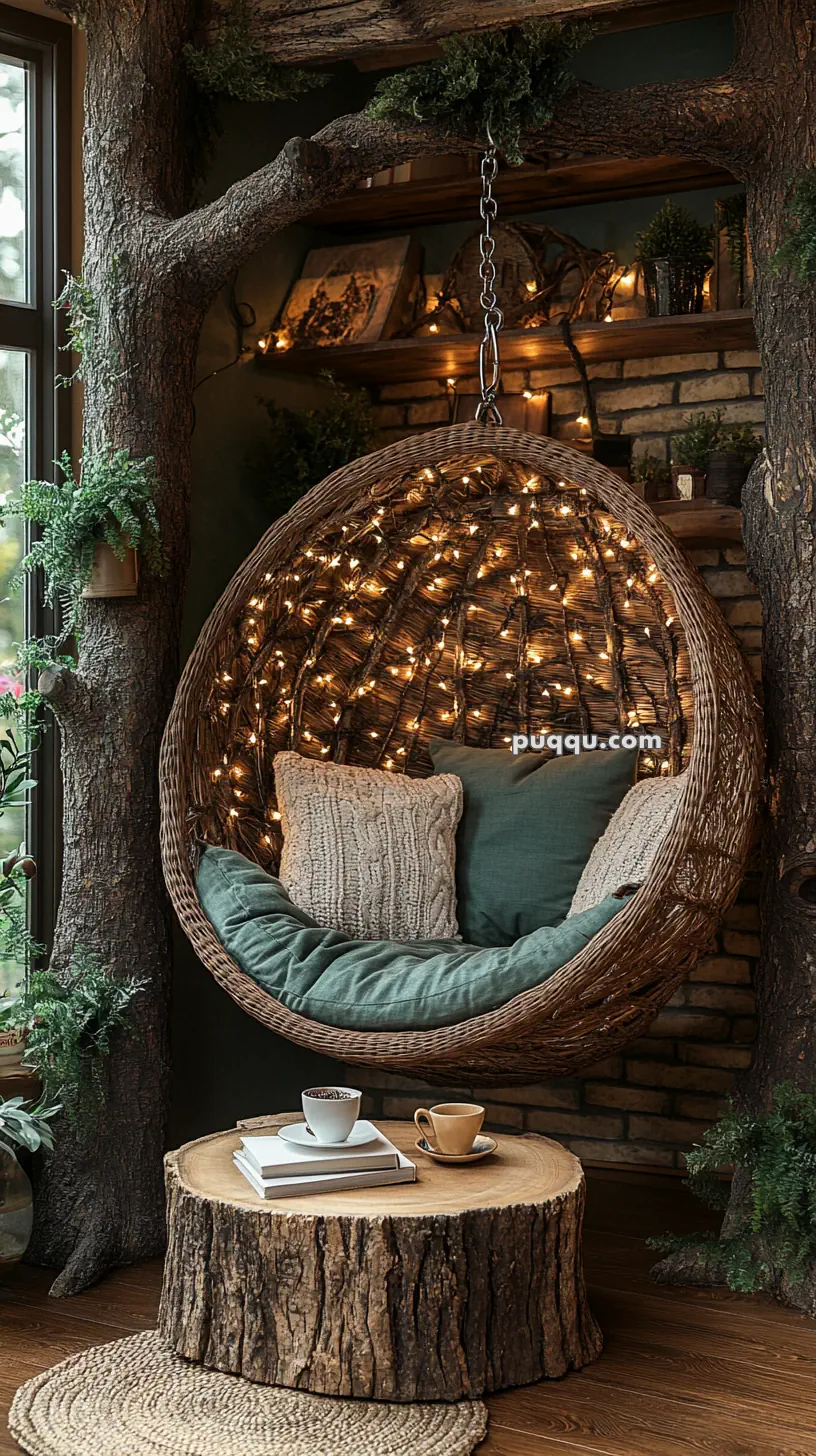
xmin=278 ymin=1121 xmax=377 ymax=1150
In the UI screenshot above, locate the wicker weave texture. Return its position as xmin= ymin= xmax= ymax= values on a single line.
xmin=160 ymin=425 xmax=762 ymax=1083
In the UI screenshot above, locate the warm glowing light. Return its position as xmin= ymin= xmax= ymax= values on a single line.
xmin=429 ymin=322 xmax=439 ymax=333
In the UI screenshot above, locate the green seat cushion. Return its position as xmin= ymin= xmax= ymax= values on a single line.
xmin=197 ymin=845 xmax=627 ymax=1033
xmin=429 ymin=741 xmax=637 ymax=946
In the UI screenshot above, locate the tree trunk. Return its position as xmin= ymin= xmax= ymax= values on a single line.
xmin=654 ymin=0 xmax=816 ymax=1313
xmin=28 ymin=0 xmax=205 ymax=1296
xmin=159 ymin=1120 xmax=602 ymax=1400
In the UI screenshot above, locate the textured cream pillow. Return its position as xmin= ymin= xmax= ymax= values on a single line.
xmin=568 ymin=772 xmax=686 ymax=917
xmin=274 ymin=752 xmax=463 ymax=941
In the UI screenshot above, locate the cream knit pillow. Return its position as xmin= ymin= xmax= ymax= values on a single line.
xmin=568 ymin=772 xmax=686 ymax=917
xmin=274 ymin=752 xmax=463 ymax=941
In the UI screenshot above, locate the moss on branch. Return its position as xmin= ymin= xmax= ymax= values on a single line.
xmin=367 ymin=20 xmax=591 ymax=165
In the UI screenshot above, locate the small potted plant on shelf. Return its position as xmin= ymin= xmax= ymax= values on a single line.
xmin=671 ymin=410 xmax=763 ymax=506
xmin=705 ymin=422 xmax=763 ymax=506
xmin=631 ymin=452 xmax=673 ymax=502
xmin=635 ymin=200 xmax=713 ymax=317
xmin=0 ymin=1096 xmax=59 ymax=1266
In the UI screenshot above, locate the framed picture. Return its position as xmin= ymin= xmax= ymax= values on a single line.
xmin=275 ymin=236 xmax=421 ymax=349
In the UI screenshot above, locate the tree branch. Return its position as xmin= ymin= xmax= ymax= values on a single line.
xmin=536 ymin=75 xmax=762 ymax=172
xmin=166 ymin=113 xmax=475 ymax=296
xmin=166 ymin=70 xmax=757 ymax=293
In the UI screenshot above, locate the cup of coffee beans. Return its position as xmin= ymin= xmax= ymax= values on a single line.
xmin=302 ymin=1085 xmax=361 ymax=1144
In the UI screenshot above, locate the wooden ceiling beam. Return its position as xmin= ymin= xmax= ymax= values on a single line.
xmin=205 ymin=0 xmax=735 ymax=68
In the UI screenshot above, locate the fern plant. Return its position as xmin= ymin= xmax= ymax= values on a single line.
xmin=635 ymin=199 xmax=713 ymax=263
xmin=0 ymin=731 xmax=41 ymax=969
xmin=771 ymin=169 xmax=816 ymax=283
xmin=5 ymin=950 xmax=146 ymax=1133
xmin=0 ymin=446 xmax=165 ymax=636
xmin=650 ymin=1084 xmax=816 ymax=1293
xmin=368 ymin=20 xmax=590 ymax=166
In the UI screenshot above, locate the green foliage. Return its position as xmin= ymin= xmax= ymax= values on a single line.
xmin=716 ymin=192 xmax=748 ymax=273
xmin=1 ymin=447 xmax=165 ymax=636
xmin=771 ymin=169 xmax=816 ymax=283
xmin=0 ymin=731 xmax=41 ymax=967
xmin=631 ymin=453 xmax=672 ymax=490
xmin=635 ymin=199 xmax=713 ymax=264
xmin=650 ymin=1084 xmax=816 ymax=1293
xmin=255 ymin=376 xmax=376 ymax=518
xmin=183 ymin=5 xmax=327 ymax=104
xmin=0 ymin=1096 xmax=60 ymax=1157
xmin=7 ymin=950 xmax=146 ymax=1133
xmin=368 ymin=20 xmax=591 ymax=166
xmin=670 ymin=409 xmax=762 ymax=472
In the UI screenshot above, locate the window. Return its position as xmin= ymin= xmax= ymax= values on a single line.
xmin=0 ymin=7 xmax=71 ymax=995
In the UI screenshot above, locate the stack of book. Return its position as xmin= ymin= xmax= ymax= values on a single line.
xmin=233 ymin=1121 xmax=416 ymax=1200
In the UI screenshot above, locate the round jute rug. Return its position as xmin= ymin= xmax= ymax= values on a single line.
xmin=8 ymin=1331 xmax=488 ymax=1456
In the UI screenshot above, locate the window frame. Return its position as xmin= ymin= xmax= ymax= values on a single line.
xmin=0 ymin=4 xmax=72 ymax=960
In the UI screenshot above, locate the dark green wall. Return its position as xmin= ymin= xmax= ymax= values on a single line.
xmin=170 ymin=13 xmax=735 ymax=1143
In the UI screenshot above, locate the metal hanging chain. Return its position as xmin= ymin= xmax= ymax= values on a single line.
xmin=475 ymin=137 xmax=504 ymax=426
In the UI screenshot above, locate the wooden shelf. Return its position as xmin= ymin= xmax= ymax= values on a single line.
xmin=308 ymin=155 xmax=735 ymax=231
xmin=258 ymin=310 xmax=755 ymax=386
xmin=654 ymin=499 xmax=742 ymax=547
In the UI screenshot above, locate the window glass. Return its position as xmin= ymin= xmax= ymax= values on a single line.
xmin=0 ymin=348 xmax=27 ymax=995
xmin=0 ymin=58 xmax=28 ymax=304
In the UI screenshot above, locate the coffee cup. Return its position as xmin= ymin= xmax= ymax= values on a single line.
xmin=414 ymin=1102 xmax=485 ymax=1156
xmin=302 ymin=1085 xmax=361 ymax=1144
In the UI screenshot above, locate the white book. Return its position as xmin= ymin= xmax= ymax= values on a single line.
xmin=240 ymin=1121 xmax=399 ymax=1179
xmin=233 ymin=1148 xmax=416 ymax=1200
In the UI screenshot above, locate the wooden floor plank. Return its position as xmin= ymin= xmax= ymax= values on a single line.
xmin=1 ymin=1175 xmax=815 ymax=1456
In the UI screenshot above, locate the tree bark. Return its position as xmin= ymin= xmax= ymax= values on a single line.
xmin=652 ymin=0 xmax=816 ymax=1312
xmin=28 ymin=0 xmax=206 ymax=1296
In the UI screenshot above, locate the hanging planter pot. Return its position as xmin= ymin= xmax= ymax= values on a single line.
xmin=82 ymin=541 xmax=139 ymax=599
xmin=705 ymin=449 xmax=750 ymax=507
xmin=642 ymin=256 xmax=710 ymax=316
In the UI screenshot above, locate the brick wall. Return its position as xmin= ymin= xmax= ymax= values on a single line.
xmin=373 ymin=347 xmax=764 ymax=465
xmin=348 ymin=348 xmax=764 ymax=1171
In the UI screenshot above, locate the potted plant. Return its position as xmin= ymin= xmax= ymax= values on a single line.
xmin=671 ymin=410 xmax=763 ymax=506
xmin=705 ymin=421 xmax=763 ymax=506
xmin=631 ymin=451 xmax=673 ymax=502
xmin=10 ymin=951 xmax=146 ymax=1135
xmin=635 ymin=199 xmax=713 ymax=317
xmin=0 ymin=1096 xmax=59 ymax=1266
xmin=0 ymin=445 xmax=165 ymax=630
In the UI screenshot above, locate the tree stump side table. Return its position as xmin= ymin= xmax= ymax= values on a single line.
xmin=159 ymin=1117 xmax=602 ymax=1402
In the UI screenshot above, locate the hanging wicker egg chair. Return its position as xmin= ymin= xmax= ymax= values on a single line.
xmin=160 ymin=424 xmax=762 ymax=1085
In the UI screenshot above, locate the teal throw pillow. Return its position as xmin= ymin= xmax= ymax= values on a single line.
xmin=429 ymin=741 xmax=637 ymax=946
